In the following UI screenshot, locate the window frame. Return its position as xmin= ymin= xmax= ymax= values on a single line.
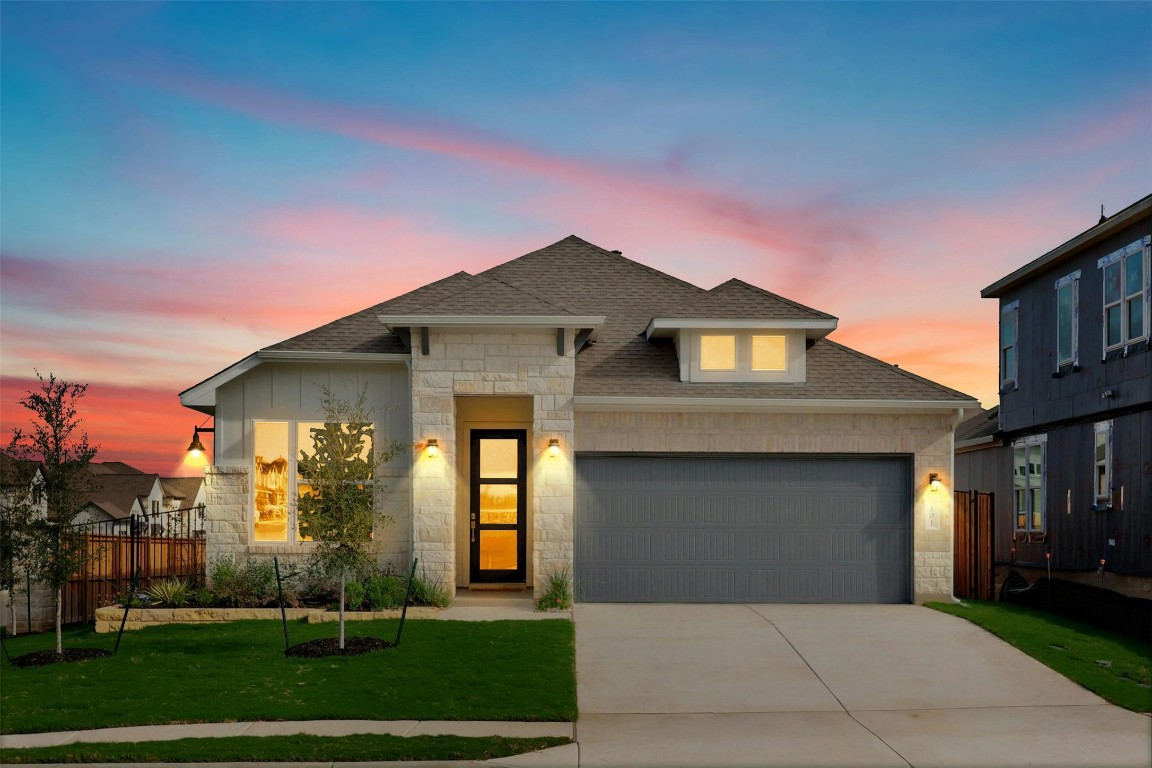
xmin=251 ymin=419 xmax=375 ymax=546
xmin=1055 ymin=271 xmax=1080 ymax=369
xmin=1012 ymin=434 xmax=1046 ymax=533
xmin=1093 ymin=420 xmax=1112 ymax=510
xmin=685 ymin=329 xmax=802 ymax=383
xmin=1000 ymin=300 xmax=1019 ymax=390
xmin=1098 ymin=238 xmax=1150 ymax=353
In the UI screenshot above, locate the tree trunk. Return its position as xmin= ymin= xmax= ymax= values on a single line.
xmin=55 ymin=586 xmax=63 ymax=654
xmin=7 ymin=583 xmax=17 ymax=636
xmin=339 ymin=569 xmax=346 ymax=650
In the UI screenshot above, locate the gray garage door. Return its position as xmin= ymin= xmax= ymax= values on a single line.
xmin=574 ymin=454 xmax=911 ymax=603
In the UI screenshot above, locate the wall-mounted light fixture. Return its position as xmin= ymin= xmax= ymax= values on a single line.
xmin=929 ymin=473 xmax=941 ymax=492
xmin=548 ymin=438 xmax=560 ymax=457
xmin=426 ymin=439 xmax=439 ymax=457
xmin=186 ymin=426 xmax=215 ymax=454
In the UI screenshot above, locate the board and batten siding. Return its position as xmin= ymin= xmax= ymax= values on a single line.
xmin=574 ymin=410 xmax=957 ymax=602
xmin=207 ymin=361 xmax=412 ymax=567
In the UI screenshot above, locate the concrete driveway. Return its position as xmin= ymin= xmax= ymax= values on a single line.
xmin=575 ymin=604 xmax=1151 ymax=767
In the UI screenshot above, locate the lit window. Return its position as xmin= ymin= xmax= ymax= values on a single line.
xmin=700 ymin=335 xmax=736 ymax=370
xmin=253 ymin=420 xmax=373 ymax=544
xmin=751 ymin=335 xmax=787 ymax=371
xmin=1055 ymin=272 xmax=1079 ymax=367
xmin=1094 ymin=421 xmax=1112 ymax=508
xmin=1012 ymin=436 xmax=1045 ymax=532
xmin=1000 ymin=301 xmax=1019 ymax=389
xmin=1100 ymin=239 xmax=1149 ymax=351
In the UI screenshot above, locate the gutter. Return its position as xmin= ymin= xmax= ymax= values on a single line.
xmin=572 ymin=395 xmax=980 ymax=414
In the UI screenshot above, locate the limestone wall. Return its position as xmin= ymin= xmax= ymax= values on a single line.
xmin=575 ymin=410 xmax=957 ymax=603
xmin=411 ymin=329 xmax=575 ymax=596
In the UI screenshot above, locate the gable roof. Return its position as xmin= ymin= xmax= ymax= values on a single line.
xmin=82 ymin=472 xmax=159 ymax=521
xmin=88 ymin=461 xmax=147 ymax=476
xmin=187 ymin=234 xmax=976 ymax=407
xmin=663 ymin=278 xmax=836 ymax=321
xmin=955 ymin=406 xmax=1001 ymax=448
xmin=160 ymin=477 xmax=205 ymax=505
xmin=0 ymin=452 xmax=40 ymax=488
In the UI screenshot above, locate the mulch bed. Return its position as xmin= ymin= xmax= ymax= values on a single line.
xmin=285 ymin=635 xmax=393 ymax=658
xmin=8 ymin=648 xmax=113 ymax=668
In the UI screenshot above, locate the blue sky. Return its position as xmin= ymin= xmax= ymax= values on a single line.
xmin=2 ymin=1 xmax=1149 ymax=471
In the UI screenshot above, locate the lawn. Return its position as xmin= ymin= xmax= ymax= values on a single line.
xmin=0 ymin=734 xmax=572 ymax=764
xmin=928 ymin=599 xmax=1151 ymax=713
xmin=0 ymin=618 xmax=577 ymax=734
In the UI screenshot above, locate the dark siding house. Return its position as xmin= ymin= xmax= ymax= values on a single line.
xmin=979 ymin=195 xmax=1151 ymax=600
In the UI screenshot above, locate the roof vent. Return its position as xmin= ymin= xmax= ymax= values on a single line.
xmin=611 ymin=249 xmax=622 ymax=255
xmin=1099 ymin=204 xmax=1107 ymax=225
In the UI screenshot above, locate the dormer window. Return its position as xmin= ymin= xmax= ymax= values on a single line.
xmin=751 ymin=335 xmax=787 ymax=371
xmin=700 ymin=335 xmax=737 ymax=370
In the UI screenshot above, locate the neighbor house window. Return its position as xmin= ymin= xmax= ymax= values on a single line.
xmin=253 ymin=420 xmax=373 ymax=544
xmin=700 ymin=335 xmax=737 ymax=370
xmin=1013 ymin=435 xmax=1045 ymax=532
xmin=1000 ymin=301 xmax=1019 ymax=389
xmin=1099 ymin=238 xmax=1149 ymax=351
xmin=1055 ymin=271 xmax=1079 ymax=368
xmin=1094 ymin=421 xmax=1112 ymax=508
xmin=751 ymin=335 xmax=787 ymax=371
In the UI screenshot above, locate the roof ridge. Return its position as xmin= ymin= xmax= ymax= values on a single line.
xmin=404 ymin=274 xmax=576 ymax=316
xmin=709 ymin=278 xmax=836 ymax=320
xmin=819 ymin=338 xmax=977 ymax=401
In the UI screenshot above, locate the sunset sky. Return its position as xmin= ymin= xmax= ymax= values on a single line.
xmin=2 ymin=2 xmax=1150 ymax=475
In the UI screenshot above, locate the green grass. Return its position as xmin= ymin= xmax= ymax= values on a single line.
xmin=0 ymin=618 xmax=577 ymax=734
xmin=928 ymin=600 xmax=1151 ymax=713
xmin=0 ymin=734 xmax=571 ymax=764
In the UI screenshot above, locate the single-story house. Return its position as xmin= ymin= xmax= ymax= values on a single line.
xmin=181 ymin=236 xmax=978 ymax=603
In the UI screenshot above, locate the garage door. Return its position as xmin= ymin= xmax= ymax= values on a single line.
xmin=574 ymin=454 xmax=911 ymax=603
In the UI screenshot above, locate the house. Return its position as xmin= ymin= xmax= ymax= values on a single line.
xmin=0 ymin=452 xmax=52 ymax=633
xmin=979 ymin=194 xmax=1151 ymax=600
xmin=78 ymin=462 xmax=205 ymax=535
xmin=181 ymin=236 xmax=979 ymax=604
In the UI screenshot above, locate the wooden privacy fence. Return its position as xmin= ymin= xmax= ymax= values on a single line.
xmin=954 ymin=490 xmax=995 ymax=601
xmin=62 ymin=505 xmax=207 ymax=625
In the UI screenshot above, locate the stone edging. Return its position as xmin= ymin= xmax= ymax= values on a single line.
xmin=93 ymin=606 xmax=442 ymax=633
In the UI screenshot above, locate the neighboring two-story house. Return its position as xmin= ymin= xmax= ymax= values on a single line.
xmin=182 ymin=235 xmax=978 ymax=604
xmin=979 ymin=194 xmax=1151 ymax=599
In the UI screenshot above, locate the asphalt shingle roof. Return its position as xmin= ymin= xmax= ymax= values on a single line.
xmin=955 ymin=407 xmax=1000 ymax=443
xmin=258 ymin=234 xmax=975 ymax=403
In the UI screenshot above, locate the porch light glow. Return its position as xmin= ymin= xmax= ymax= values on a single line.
xmin=548 ymin=438 xmax=560 ymax=456
xmin=929 ymin=473 xmax=941 ymax=491
xmin=426 ymin=439 xmax=439 ymax=457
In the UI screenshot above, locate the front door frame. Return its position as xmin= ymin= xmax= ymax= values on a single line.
xmin=469 ymin=429 xmax=528 ymax=584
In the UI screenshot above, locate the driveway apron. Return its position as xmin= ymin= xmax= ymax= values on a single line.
xmin=574 ymin=604 xmax=1150 ymax=767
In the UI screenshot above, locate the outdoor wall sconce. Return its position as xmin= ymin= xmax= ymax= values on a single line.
xmin=929 ymin=473 xmax=941 ymax=491
xmin=548 ymin=438 xmax=560 ymax=457
xmin=186 ymin=426 xmax=214 ymax=454
xmin=426 ymin=439 xmax=439 ymax=457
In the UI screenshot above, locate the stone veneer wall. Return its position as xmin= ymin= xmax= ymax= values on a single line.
xmin=575 ymin=410 xmax=957 ymax=602
xmin=411 ymin=329 xmax=575 ymax=596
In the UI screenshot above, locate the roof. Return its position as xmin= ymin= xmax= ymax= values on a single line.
xmin=192 ymin=234 xmax=976 ymax=406
xmin=0 ymin=452 xmax=40 ymax=488
xmin=982 ymin=194 xmax=1151 ymax=298
xmin=160 ymin=477 xmax=205 ymax=505
xmin=82 ymin=472 xmax=159 ymax=521
xmin=88 ymin=461 xmax=146 ymax=476
xmin=662 ymin=278 xmax=836 ymax=321
xmin=955 ymin=406 xmax=1000 ymax=446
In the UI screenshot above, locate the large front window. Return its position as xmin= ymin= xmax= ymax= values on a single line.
xmin=1100 ymin=239 xmax=1149 ymax=351
xmin=1013 ymin=437 xmax=1045 ymax=532
xmin=253 ymin=420 xmax=372 ymax=544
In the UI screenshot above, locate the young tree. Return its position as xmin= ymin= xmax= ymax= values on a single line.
xmin=296 ymin=387 xmax=404 ymax=649
xmin=7 ymin=372 xmax=98 ymax=653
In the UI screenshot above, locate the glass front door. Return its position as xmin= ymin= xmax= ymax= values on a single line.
xmin=470 ymin=430 xmax=527 ymax=583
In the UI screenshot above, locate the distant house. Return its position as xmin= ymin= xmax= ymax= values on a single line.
xmin=181 ymin=235 xmax=979 ymax=604
xmin=0 ymin=452 xmax=51 ymax=633
xmin=979 ymin=194 xmax=1151 ymax=600
xmin=79 ymin=462 xmax=206 ymax=535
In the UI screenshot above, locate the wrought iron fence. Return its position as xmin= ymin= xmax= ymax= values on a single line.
xmin=62 ymin=505 xmax=207 ymax=625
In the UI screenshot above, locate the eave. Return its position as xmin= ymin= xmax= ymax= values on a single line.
xmin=981 ymin=195 xmax=1152 ymax=298
xmin=645 ymin=317 xmax=839 ymax=340
xmin=573 ymin=395 xmax=979 ymax=414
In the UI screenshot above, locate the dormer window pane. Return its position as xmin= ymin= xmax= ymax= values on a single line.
xmin=700 ymin=335 xmax=736 ymax=370
xmin=751 ymin=335 xmax=786 ymax=371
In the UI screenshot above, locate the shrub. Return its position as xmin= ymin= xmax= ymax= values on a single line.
xmin=535 ymin=567 xmax=572 ymax=612
xmin=208 ymin=556 xmax=280 ymax=608
xmin=143 ymin=577 xmax=192 ymax=607
xmin=192 ymin=586 xmax=215 ymax=608
xmin=344 ymin=580 xmax=366 ymax=611
xmin=409 ymin=567 xmax=451 ymax=608
xmin=364 ymin=573 xmax=408 ymax=609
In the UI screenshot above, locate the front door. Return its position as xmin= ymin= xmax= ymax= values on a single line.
xmin=470 ymin=430 xmax=527 ymax=583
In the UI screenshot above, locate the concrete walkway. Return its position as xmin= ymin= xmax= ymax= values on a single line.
xmin=575 ymin=604 xmax=1151 ymax=767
